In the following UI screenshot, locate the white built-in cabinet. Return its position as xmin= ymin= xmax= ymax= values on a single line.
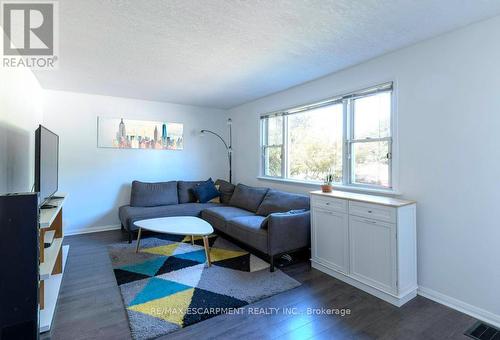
xmin=310 ymin=190 xmax=417 ymax=307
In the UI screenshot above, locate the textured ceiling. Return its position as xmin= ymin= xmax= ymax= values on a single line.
xmin=34 ymin=0 xmax=500 ymax=109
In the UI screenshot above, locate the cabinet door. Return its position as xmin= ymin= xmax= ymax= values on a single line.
xmin=349 ymin=216 xmax=396 ymax=293
xmin=311 ymin=208 xmax=349 ymax=273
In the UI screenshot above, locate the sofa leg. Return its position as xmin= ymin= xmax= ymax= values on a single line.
xmin=121 ymin=223 xmax=124 ymax=231
xmin=128 ymin=231 xmax=133 ymax=244
xmin=270 ymin=255 xmax=275 ymax=272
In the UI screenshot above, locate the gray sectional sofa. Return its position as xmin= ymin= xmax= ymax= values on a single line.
xmin=118 ymin=179 xmax=310 ymax=271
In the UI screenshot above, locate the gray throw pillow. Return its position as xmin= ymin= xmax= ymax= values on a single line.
xmin=177 ymin=180 xmax=203 ymax=203
xmin=229 ymin=184 xmax=269 ymax=213
xmin=130 ymin=180 xmax=178 ymax=207
xmin=215 ymin=179 xmax=236 ymax=204
xmin=256 ymin=189 xmax=310 ymax=216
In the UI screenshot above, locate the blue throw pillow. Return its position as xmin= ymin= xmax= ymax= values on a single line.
xmin=193 ymin=178 xmax=220 ymax=203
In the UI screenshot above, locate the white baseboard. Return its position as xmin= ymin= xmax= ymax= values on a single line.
xmin=418 ymin=286 xmax=500 ymax=328
xmin=65 ymin=224 xmax=121 ymax=236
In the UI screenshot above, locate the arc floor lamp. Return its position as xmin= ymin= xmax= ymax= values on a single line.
xmin=200 ymin=118 xmax=232 ymax=183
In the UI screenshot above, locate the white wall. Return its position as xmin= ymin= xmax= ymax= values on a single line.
xmin=0 ymin=28 xmax=44 ymax=194
xmin=228 ymin=16 xmax=500 ymax=324
xmin=42 ymin=90 xmax=228 ymax=234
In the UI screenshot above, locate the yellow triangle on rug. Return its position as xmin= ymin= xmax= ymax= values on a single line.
xmin=141 ymin=243 xmax=180 ymax=256
xmin=209 ymin=247 xmax=248 ymax=262
xmin=128 ymin=287 xmax=195 ymax=327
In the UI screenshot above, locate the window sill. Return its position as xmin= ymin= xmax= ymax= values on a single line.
xmin=256 ymin=176 xmax=401 ymax=196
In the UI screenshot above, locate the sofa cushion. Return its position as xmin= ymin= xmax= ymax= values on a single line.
xmin=119 ymin=202 xmax=222 ymax=231
xmin=229 ymin=184 xmax=269 ymax=213
xmin=177 ymin=180 xmax=203 ymax=203
xmin=202 ymin=206 xmax=254 ymax=221
xmin=193 ymin=178 xmax=220 ymax=203
xmin=215 ymin=179 xmax=235 ymax=204
xmin=201 ymin=206 xmax=254 ymax=233
xmin=226 ymin=216 xmax=268 ymax=253
xmin=130 ymin=181 xmax=178 ymax=207
xmin=256 ymin=190 xmax=310 ymax=216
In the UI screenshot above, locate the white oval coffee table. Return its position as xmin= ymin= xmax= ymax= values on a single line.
xmin=133 ymin=216 xmax=214 ymax=266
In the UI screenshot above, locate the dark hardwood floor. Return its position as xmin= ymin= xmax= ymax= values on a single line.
xmin=41 ymin=230 xmax=476 ymax=340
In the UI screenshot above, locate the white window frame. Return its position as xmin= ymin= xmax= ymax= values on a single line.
xmin=259 ymin=82 xmax=398 ymax=193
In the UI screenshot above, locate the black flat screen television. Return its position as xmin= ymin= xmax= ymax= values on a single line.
xmin=35 ymin=125 xmax=59 ymax=207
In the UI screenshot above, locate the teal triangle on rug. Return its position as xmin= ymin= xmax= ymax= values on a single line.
xmin=120 ymin=256 xmax=167 ymax=277
xmin=129 ymin=277 xmax=192 ymax=307
xmin=174 ymin=249 xmax=207 ymax=263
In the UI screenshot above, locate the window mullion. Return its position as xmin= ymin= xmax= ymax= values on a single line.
xmin=388 ymin=138 xmax=393 ymax=188
xmin=282 ymin=115 xmax=288 ymax=179
xmin=343 ymin=99 xmax=354 ymax=186
xmin=261 ymin=120 xmax=266 ymax=176
xmin=264 ymin=119 xmax=268 ymax=146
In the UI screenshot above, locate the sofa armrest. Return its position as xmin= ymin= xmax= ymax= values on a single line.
xmin=267 ymin=211 xmax=311 ymax=256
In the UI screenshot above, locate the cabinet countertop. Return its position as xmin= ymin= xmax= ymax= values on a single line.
xmin=310 ymin=190 xmax=415 ymax=208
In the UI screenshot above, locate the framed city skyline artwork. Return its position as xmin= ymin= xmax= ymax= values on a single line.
xmin=97 ymin=117 xmax=184 ymax=150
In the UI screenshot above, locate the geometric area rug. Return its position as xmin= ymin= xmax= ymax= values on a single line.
xmin=108 ymin=233 xmax=301 ymax=339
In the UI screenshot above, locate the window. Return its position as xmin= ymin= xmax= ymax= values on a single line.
xmin=260 ymin=83 xmax=394 ymax=189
